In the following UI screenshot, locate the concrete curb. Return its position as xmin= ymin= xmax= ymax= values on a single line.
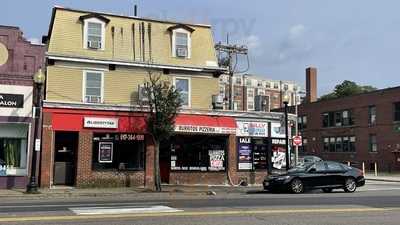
xmin=366 ymin=178 xmax=400 ymax=183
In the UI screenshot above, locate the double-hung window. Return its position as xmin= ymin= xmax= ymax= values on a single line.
xmin=175 ymin=77 xmax=190 ymax=107
xmin=172 ymin=29 xmax=191 ymax=58
xmin=369 ymin=105 xmax=376 ymax=125
xmin=84 ymin=71 xmax=103 ymax=104
xmin=83 ymin=18 xmax=105 ymax=50
xmin=394 ymin=102 xmax=400 ymax=122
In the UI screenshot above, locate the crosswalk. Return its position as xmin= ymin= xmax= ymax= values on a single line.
xmin=69 ymin=205 xmax=182 ymax=215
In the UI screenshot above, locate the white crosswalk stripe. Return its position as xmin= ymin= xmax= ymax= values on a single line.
xmin=69 ymin=205 xmax=183 ymax=215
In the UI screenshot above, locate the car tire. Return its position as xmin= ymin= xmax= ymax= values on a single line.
xmin=344 ymin=177 xmax=357 ymax=193
xmin=290 ymin=178 xmax=304 ymax=193
xmin=322 ymin=188 xmax=333 ymax=193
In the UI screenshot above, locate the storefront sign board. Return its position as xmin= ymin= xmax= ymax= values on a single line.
xmin=238 ymin=137 xmax=252 ymax=170
xmin=0 ymin=93 xmax=23 ymax=108
xmin=84 ymin=117 xmax=118 ymax=129
xmin=175 ymin=125 xmax=235 ymax=134
xmin=236 ymin=121 xmax=269 ymax=137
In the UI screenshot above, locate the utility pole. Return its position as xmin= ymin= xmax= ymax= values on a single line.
xmin=215 ymin=38 xmax=248 ymax=110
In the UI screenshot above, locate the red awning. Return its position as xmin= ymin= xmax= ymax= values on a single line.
xmin=174 ymin=114 xmax=236 ymax=134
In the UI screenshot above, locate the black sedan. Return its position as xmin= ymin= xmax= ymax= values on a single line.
xmin=263 ymin=161 xmax=365 ymax=193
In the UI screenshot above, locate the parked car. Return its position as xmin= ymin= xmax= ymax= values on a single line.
xmin=263 ymin=161 xmax=365 ymax=193
xmin=297 ymin=155 xmax=322 ymax=167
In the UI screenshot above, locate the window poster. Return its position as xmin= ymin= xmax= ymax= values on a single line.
xmin=238 ymin=137 xmax=253 ymax=170
xmin=98 ymin=142 xmax=113 ymax=163
xmin=271 ymin=139 xmax=286 ymax=170
xmin=208 ymin=149 xmax=225 ymax=171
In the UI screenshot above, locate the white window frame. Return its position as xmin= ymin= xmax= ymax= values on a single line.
xmin=174 ymin=76 xmax=191 ymax=108
xmin=172 ymin=28 xmax=191 ymax=58
xmin=83 ymin=70 xmax=104 ymax=104
xmin=247 ymin=87 xmax=255 ymax=111
xmin=83 ymin=18 xmax=106 ymax=50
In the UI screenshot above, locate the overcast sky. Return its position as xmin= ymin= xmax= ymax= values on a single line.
xmin=2 ymin=0 xmax=400 ymax=95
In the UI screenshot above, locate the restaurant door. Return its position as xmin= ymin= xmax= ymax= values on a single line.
xmin=53 ymin=132 xmax=78 ymax=186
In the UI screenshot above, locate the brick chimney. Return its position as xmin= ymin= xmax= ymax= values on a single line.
xmin=305 ymin=67 xmax=317 ymax=103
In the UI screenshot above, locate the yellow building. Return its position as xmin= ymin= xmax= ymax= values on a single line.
xmin=45 ymin=6 xmax=224 ymax=109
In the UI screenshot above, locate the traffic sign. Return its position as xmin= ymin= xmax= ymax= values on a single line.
xmin=293 ymin=136 xmax=302 ymax=146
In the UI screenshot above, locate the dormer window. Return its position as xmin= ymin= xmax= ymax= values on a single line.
xmin=79 ymin=14 xmax=110 ymax=50
xmin=168 ymin=24 xmax=194 ymax=59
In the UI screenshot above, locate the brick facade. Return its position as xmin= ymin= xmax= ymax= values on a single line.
xmin=299 ymin=87 xmax=400 ymax=172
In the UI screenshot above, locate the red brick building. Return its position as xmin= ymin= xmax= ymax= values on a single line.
xmin=0 ymin=25 xmax=45 ymax=188
xmin=298 ymin=68 xmax=400 ymax=172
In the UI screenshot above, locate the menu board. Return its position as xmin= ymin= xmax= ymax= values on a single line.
xmin=237 ymin=137 xmax=252 ymax=170
xmin=98 ymin=142 xmax=113 ymax=163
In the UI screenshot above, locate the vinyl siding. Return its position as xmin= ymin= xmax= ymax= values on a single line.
xmin=48 ymin=9 xmax=218 ymax=68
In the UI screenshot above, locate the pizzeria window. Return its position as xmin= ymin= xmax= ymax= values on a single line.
xmin=170 ymin=135 xmax=227 ymax=172
xmin=92 ymin=133 xmax=145 ymax=171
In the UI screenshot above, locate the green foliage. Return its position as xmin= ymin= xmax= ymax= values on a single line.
xmin=319 ymin=80 xmax=377 ymax=101
xmin=145 ymin=72 xmax=182 ymax=142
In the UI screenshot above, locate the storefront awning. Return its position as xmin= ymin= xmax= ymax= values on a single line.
xmin=174 ymin=114 xmax=236 ymax=134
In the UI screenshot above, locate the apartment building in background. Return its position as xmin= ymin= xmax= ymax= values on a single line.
xmin=219 ymin=74 xmax=302 ymax=112
xmin=0 ymin=25 xmax=45 ymax=188
xmin=296 ymin=67 xmax=400 ymax=172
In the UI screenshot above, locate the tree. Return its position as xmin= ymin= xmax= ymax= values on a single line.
xmin=319 ymin=80 xmax=377 ymax=100
xmin=144 ymin=69 xmax=182 ymax=191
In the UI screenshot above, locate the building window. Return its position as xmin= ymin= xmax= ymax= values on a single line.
xmin=323 ymin=136 xmax=356 ymax=152
xmin=171 ymin=135 xmax=226 ymax=171
xmin=257 ymin=81 xmax=263 ymax=87
xmin=394 ymin=102 xmax=400 ymax=122
xmin=172 ymin=29 xmax=191 ymax=58
xmin=175 ymin=77 xmax=190 ymax=107
xmin=92 ymin=133 xmax=145 ymax=171
xmin=369 ymin=134 xmax=377 ymax=152
xmin=247 ymin=88 xmax=255 ymax=110
xmin=284 ymin=84 xmax=289 ymax=91
xmin=265 ymin=82 xmax=271 ymax=88
xmin=246 ymin=79 xmax=252 ymax=86
xmin=273 ymin=83 xmax=279 ymax=89
xmin=369 ymin=105 xmax=376 ymax=125
xmin=84 ymin=71 xmax=103 ymax=103
xmin=298 ymin=116 xmax=307 ymax=130
xmin=322 ymin=110 xmax=353 ymax=127
xmin=235 ymin=77 xmax=242 ymax=85
xmin=0 ymin=138 xmax=27 ymax=173
xmin=234 ymin=88 xmax=241 ymax=97
xmin=84 ymin=19 xmax=105 ymax=50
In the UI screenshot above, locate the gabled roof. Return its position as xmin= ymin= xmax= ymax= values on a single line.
xmin=167 ymin=24 xmax=195 ymax=33
xmin=78 ymin=13 xmax=110 ymax=24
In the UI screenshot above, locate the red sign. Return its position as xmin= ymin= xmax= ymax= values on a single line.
xmin=293 ymin=136 xmax=302 ymax=146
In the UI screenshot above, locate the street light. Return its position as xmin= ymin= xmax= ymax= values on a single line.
xmin=26 ymin=68 xmax=45 ymax=193
xmin=282 ymin=93 xmax=290 ymax=171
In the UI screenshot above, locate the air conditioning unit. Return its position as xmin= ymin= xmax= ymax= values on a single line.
xmin=176 ymin=47 xmax=188 ymax=57
xmin=255 ymin=95 xmax=270 ymax=112
xmin=212 ymin=95 xmax=224 ymax=110
xmin=138 ymin=84 xmax=149 ymax=103
xmin=88 ymin=40 xmax=101 ymax=49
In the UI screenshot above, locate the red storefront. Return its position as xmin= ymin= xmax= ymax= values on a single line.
xmin=40 ymin=106 xmax=239 ymax=188
xmin=40 ymin=107 xmax=153 ymax=188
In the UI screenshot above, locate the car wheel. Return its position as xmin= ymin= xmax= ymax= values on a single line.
xmin=344 ymin=178 xmax=357 ymax=193
xmin=290 ymin=178 xmax=304 ymax=193
xmin=322 ymin=188 xmax=333 ymax=193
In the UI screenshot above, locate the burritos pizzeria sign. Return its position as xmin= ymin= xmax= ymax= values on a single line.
xmin=0 ymin=93 xmax=24 ymax=108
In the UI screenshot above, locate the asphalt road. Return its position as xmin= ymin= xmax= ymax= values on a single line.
xmin=1 ymin=180 xmax=400 ymax=225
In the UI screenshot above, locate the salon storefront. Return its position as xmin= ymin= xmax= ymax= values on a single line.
xmin=0 ymin=85 xmax=33 ymax=189
xmin=40 ymin=107 xmax=153 ymax=188
xmin=161 ymin=114 xmax=236 ymax=185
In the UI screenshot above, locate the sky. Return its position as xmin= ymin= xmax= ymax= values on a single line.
xmin=2 ymin=0 xmax=400 ymax=95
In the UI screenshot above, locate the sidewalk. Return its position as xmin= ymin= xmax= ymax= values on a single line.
xmin=0 ymin=185 xmax=261 ymax=200
xmin=365 ymin=173 xmax=400 ymax=182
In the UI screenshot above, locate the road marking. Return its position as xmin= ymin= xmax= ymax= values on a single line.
xmin=360 ymin=188 xmax=400 ymax=192
xmin=0 ymin=201 xmax=169 ymax=209
xmin=0 ymin=207 xmax=399 ymax=222
xmin=70 ymin=205 xmax=182 ymax=215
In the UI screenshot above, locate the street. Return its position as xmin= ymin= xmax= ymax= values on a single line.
xmin=0 ymin=180 xmax=400 ymax=224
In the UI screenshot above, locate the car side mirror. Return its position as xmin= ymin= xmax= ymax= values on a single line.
xmin=309 ymin=168 xmax=316 ymax=173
